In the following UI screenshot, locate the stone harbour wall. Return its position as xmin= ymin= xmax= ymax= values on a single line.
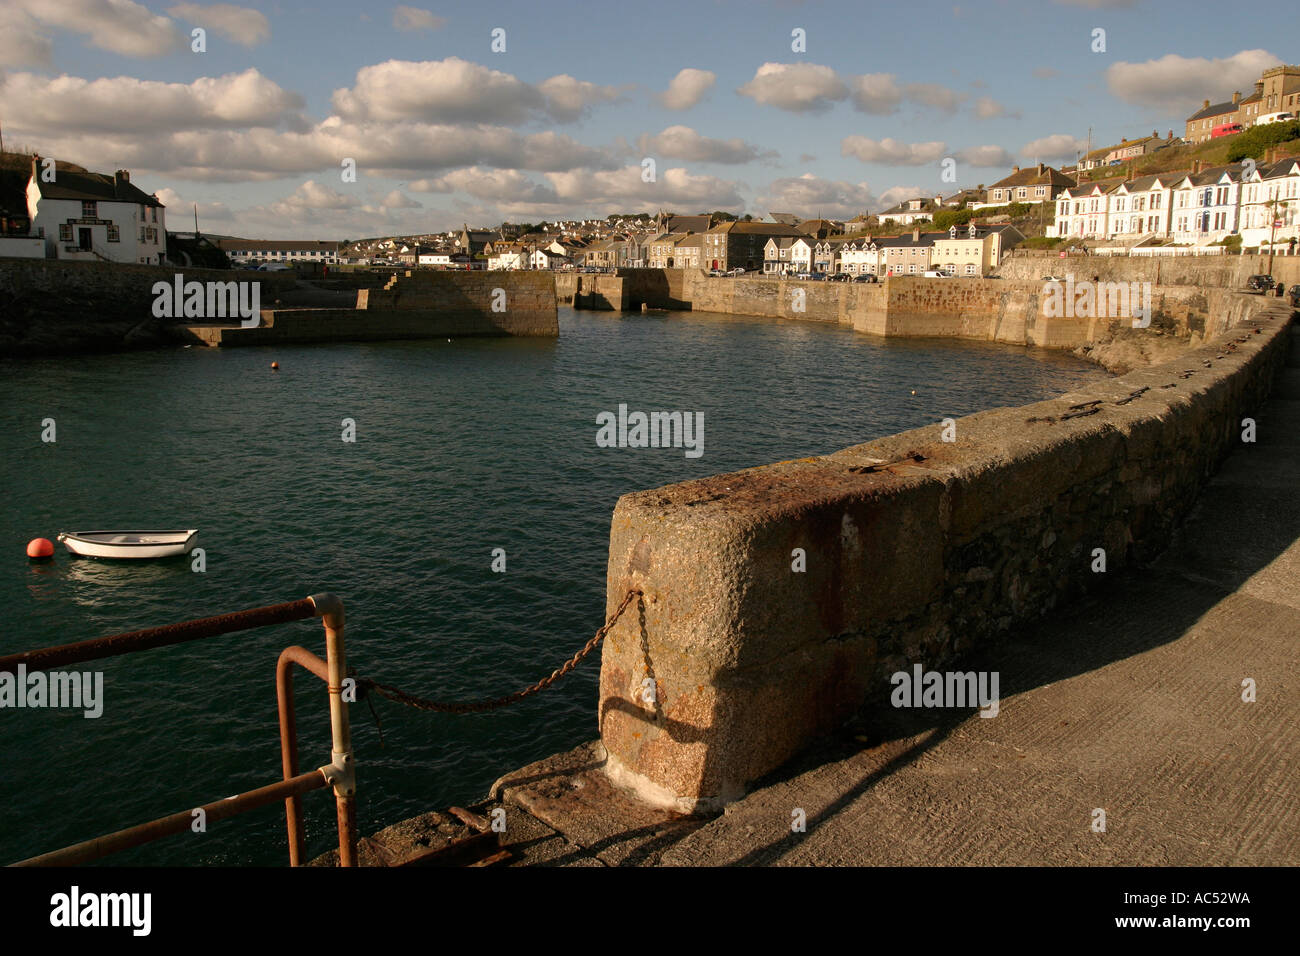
xmin=596 ymin=294 xmax=1294 ymax=812
xmin=0 ymin=258 xmax=297 ymax=356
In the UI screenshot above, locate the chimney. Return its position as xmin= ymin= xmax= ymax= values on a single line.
xmin=1036 ymin=162 xmax=1044 ymax=175
xmin=114 ymin=169 xmax=130 ymax=195
xmin=1012 ymin=165 xmax=1020 ymax=173
xmin=1232 ymin=91 xmax=1241 ymax=105
xmin=912 ymin=227 xmax=920 ymax=242
xmin=1203 ymin=99 xmax=1210 ymax=109
xmin=1167 ymin=129 xmax=1173 ymax=140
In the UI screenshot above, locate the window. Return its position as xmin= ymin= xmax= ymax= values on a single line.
xmin=59 ymin=223 xmax=72 ymax=241
xmin=151 ymin=207 xmax=157 ymax=223
xmin=81 ymin=201 xmax=97 ymax=218
xmin=140 ymin=227 xmax=146 ymax=241
xmin=107 ymin=225 xmax=120 ymax=242
xmin=1017 ymin=188 xmax=1027 ymax=199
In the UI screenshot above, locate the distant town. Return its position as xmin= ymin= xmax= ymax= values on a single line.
xmin=2 ymin=63 xmax=1297 ymax=280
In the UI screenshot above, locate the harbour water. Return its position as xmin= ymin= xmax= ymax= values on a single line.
xmin=0 ymin=307 xmax=1102 ymax=865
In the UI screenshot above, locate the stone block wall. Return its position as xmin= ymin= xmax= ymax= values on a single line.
xmin=596 ymin=294 xmax=1294 ymax=812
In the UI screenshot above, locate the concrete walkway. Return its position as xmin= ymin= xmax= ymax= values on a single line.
xmin=472 ymin=316 xmax=1300 ymax=866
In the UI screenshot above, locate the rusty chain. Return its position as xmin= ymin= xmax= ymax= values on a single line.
xmin=356 ymin=589 xmax=641 ymax=715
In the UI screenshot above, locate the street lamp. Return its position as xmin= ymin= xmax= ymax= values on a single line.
xmin=1266 ymin=197 xmax=1291 ymax=276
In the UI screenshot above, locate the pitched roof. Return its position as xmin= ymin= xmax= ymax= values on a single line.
xmin=986 ymin=164 xmax=1075 ymax=190
xmin=768 ymin=212 xmax=801 ymax=225
xmin=663 ymin=214 xmax=711 ymax=233
xmin=1187 ymin=100 xmax=1238 ymax=122
xmin=32 ymin=165 xmax=163 ymax=206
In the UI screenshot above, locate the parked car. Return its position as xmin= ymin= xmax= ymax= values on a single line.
xmin=852 ymin=274 xmax=878 ymax=283
xmin=1247 ymin=274 xmax=1276 ymax=292
xmin=1042 ymin=275 xmax=1066 ymax=282
xmin=727 ymin=267 xmax=745 ymax=276
xmin=922 ymin=269 xmax=953 ymax=278
xmin=1255 ymin=112 xmax=1296 ymax=127
xmin=794 ymin=271 xmax=814 ymax=280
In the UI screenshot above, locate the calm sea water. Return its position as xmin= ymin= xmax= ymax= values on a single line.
xmin=0 ymin=307 xmax=1102 ymax=865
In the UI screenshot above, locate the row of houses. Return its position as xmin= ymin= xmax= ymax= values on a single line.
xmin=1184 ymin=64 xmax=1300 ymax=143
xmin=1048 ymin=156 xmax=1300 ymax=249
xmin=762 ymin=223 xmax=1022 ymax=277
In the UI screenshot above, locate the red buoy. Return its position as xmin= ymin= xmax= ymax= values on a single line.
xmin=27 ymin=538 xmax=54 ymax=560
xmin=271 ymin=361 xmax=280 ymax=370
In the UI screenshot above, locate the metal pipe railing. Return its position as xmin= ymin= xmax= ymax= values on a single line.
xmin=12 ymin=771 xmax=328 ymax=867
xmin=0 ymin=598 xmax=319 ymax=674
xmin=4 ymin=593 xmax=356 ymax=868
xmin=277 ymin=645 xmax=329 ymax=866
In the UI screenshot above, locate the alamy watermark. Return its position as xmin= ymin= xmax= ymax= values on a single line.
xmin=890 ymin=664 xmax=1000 ymax=717
xmin=596 ymin=404 xmax=704 ymax=458
xmin=1042 ymin=274 xmax=1151 ymax=328
xmin=1 ymin=665 xmax=103 ymax=718
xmin=152 ymin=275 xmax=261 ymax=327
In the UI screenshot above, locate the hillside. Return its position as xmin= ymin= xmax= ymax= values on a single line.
xmin=1077 ymin=124 xmax=1300 ymax=183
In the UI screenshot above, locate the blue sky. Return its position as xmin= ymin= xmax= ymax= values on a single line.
xmin=2 ymin=0 xmax=1295 ymax=237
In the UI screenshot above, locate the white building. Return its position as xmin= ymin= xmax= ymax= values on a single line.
xmin=25 ymin=157 xmax=166 ymax=264
xmin=1106 ymin=174 xmax=1176 ymax=241
xmin=837 ymin=238 xmax=879 ymax=275
xmin=1239 ymin=158 xmax=1300 ymax=252
xmin=1169 ymin=166 xmax=1243 ymax=245
xmin=1049 ymin=182 xmax=1115 ymax=240
xmin=217 ymin=239 xmax=341 ymax=264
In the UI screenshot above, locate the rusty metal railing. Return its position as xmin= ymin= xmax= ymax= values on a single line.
xmin=0 ymin=593 xmax=357 ymax=867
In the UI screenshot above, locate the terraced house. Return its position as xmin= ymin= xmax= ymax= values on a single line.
xmin=1106 ymin=174 xmax=1177 ymax=241
xmin=701 ymin=221 xmax=804 ymax=272
xmin=1050 ymin=180 xmax=1121 ymax=239
xmin=978 ymin=163 xmax=1075 ymax=208
xmin=1169 ymin=165 xmax=1243 ymax=244
xmin=1239 ymin=157 xmax=1300 ymax=252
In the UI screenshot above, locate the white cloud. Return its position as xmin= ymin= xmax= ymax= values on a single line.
xmin=536 ymin=74 xmax=623 ymax=122
xmin=874 ymin=185 xmax=928 ymax=212
xmin=657 ymin=68 xmax=716 ymax=110
xmin=954 ymin=145 xmax=1015 ymax=167
xmin=331 ymin=57 xmax=618 ymax=125
xmin=154 ymin=186 xmax=233 ymax=221
xmin=758 ymin=173 xmax=877 ymax=220
xmin=850 ymin=73 xmax=902 ymax=114
xmin=1105 ymin=49 xmax=1280 ymax=111
xmin=0 ymin=6 xmax=52 ymax=67
xmin=15 ymin=0 xmax=183 ymax=57
xmin=903 ymin=83 xmax=964 ymax=113
xmin=841 ymin=136 xmax=946 ymax=165
xmin=379 ymin=189 xmax=422 ymax=209
xmin=741 ymin=64 xmax=964 ymax=117
xmin=737 ymin=62 xmax=848 ymax=113
xmin=0 ymin=69 xmax=305 ymax=135
xmin=638 ymin=126 xmax=768 ymax=164
xmin=167 ymin=3 xmax=269 ymax=46
xmin=392 ymin=5 xmax=446 ymax=32
xmin=973 ymin=96 xmax=1008 ymax=119
xmin=1020 ymin=134 xmax=1087 ymax=161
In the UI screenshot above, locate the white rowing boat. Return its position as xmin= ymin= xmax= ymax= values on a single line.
xmin=57 ymin=530 xmax=199 ymax=559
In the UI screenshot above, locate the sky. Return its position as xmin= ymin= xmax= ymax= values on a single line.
xmin=2 ymin=0 xmax=1297 ymax=239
